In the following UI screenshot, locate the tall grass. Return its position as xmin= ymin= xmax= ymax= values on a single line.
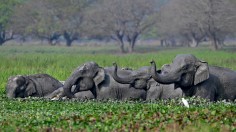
xmin=1 ymin=45 xmax=236 ymax=93
xmin=0 ymin=45 xmax=235 ymax=131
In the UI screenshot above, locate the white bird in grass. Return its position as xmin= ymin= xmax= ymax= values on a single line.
xmin=182 ymin=98 xmax=189 ymax=108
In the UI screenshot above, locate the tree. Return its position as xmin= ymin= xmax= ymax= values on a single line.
xmin=156 ymin=2 xmax=180 ymax=47
xmin=192 ymin=0 xmax=236 ymax=50
xmin=12 ymin=0 xmax=91 ymax=46
xmin=158 ymin=0 xmax=236 ymax=50
xmin=56 ymin=0 xmax=91 ymax=46
xmin=86 ymin=0 xmax=159 ymax=53
xmin=124 ymin=0 xmax=158 ymax=52
xmin=12 ymin=0 xmax=61 ymax=45
xmin=0 ymin=0 xmax=21 ymax=45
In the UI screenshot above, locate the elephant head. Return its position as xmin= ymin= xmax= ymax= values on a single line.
xmin=150 ymin=54 xmax=209 ymax=89
xmin=63 ymin=62 xmax=105 ymax=98
xmin=111 ymin=62 xmax=152 ymax=90
xmin=6 ymin=75 xmax=33 ymax=98
xmin=72 ymin=77 xmax=95 ymax=94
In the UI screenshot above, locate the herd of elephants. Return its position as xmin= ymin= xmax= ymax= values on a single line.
xmin=6 ymin=54 xmax=236 ymax=102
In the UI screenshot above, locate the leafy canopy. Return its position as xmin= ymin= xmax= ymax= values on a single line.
xmin=0 ymin=0 xmax=22 ymax=28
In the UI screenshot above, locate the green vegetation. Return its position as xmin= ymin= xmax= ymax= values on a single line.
xmin=0 ymin=45 xmax=236 ymax=131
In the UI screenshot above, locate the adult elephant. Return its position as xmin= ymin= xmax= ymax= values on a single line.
xmin=6 ymin=74 xmax=63 ymax=98
xmin=150 ymin=54 xmax=236 ymax=101
xmin=112 ymin=63 xmax=183 ymax=100
xmin=63 ymin=62 xmax=149 ymax=100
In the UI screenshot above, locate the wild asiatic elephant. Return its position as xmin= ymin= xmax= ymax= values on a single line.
xmin=62 ymin=62 xmax=148 ymax=100
xmin=111 ymin=63 xmax=183 ymax=100
xmin=150 ymin=54 xmax=236 ymax=101
xmin=6 ymin=74 xmax=63 ymax=98
xmin=45 ymin=81 xmax=95 ymax=100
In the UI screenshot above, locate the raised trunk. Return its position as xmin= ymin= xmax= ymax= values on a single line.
xmin=111 ymin=63 xmax=135 ymax=84
xmin=150 ymin=60 xmax=177 ymax=84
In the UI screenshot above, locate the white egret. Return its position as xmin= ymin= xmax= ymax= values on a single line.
xmin=182 ymin=98 xmax=189 ymax=108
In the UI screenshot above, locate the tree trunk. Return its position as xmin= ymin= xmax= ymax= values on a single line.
xmin=170 ymin=39 xmax=176 ymax=47
xmin=189 ymin=38 xmax=199 ymax=47
xmin=48 ymin=33 xmax=60 ymax=46
xmin=0 ymin=31 xmax=14 ymax=46
xmin=128 ymin=42 xmax=135 ymax=53
xmin=210 ymin=36 xmax=218 ymax=50
xmin=160 ymin=39 xmax=164 ymax=47
xmin=64 ymin=31 xmax=74 ymax=47
xmin=48 ymin=39 xmax=55 ymax=46
xmin=66 ymin=39 xmax=73 ymax=47
xmin=119 ymin=42 xmax=125 ymax=53
xmin=127 ymin=33 xmax=138 ymax=53
xmin=0 ymin=39 xmax=4 ymax=46
xmin=116 ymin=33 xmax=125 ymax=53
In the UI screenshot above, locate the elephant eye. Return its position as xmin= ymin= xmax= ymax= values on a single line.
xmin=181 ymin=65 xmax=188 ymax=70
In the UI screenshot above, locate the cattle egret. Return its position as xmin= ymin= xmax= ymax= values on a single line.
xmin=182 ymin=98 xmax=189 ymax=108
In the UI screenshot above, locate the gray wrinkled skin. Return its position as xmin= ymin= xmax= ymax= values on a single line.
xmin=6 ymin=74 xmax=63 ymax=98
xmin=111 ymin=63 xmax=182 ymax=100
xmin=151 ymin=54 xmax=236 ymax=101
xmin=63 ymin=62 xmax=147 ymax=100
xmin=46 ymin=81 xmax=95 ymax=100
xmin=62 ymin=62 xmax=182 ymax=100
xmin=146 ymin=81 xmax=183 ymax=100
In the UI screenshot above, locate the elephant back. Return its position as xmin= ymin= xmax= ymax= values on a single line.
xmin=28 ymin=74 xmax=63 ymax=96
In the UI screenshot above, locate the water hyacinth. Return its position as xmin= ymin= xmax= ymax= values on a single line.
xmin=0 ymin=46 xmax=235 ymax=131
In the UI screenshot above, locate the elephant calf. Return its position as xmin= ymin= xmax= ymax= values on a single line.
xmin=6 ymin=74 xmax=63 ymax=98
xmin=46 ymin=81 xmax=95 ymax=100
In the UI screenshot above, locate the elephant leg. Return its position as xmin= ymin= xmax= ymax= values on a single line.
xmin=74 ymin=91 xmax=95 ymax=100
xmin=44 ymin=87 xmax=64 ymax=99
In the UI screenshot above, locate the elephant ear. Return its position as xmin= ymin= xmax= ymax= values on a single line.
xmin=93 ymin=68 xmax=105 ymax=86
xmin=194 ymin=60 xmax=209 ymax=85
xmin=25 ymin=81 xmax=37 ymax=96
xmin=15 ymin=75 xmax=28 ymax=91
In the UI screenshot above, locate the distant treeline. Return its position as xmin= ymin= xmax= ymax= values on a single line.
xmin=0 ymin=0 xmax=236 ymax=52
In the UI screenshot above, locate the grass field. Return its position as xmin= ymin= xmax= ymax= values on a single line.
xmin=0 ymin=45 xmax=236 ymax=131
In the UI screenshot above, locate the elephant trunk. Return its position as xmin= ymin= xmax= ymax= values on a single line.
xmin=111 ymin=62 xmax=135 ymax=84
xmin=63 ymin=74 xmax=80 ymax=98
xmin=150 ymin=60 xmax=177 ymax=84
xmin=6 ymin=86 xmax=16 ymax=98
xmin=7 ymin=92 xmax=15 ymax=98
